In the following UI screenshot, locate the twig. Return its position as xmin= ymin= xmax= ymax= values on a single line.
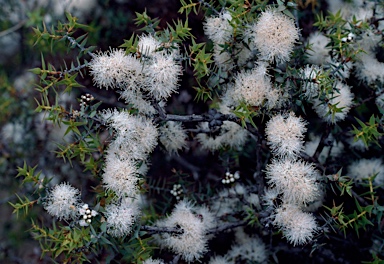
xmin=140 ymin=225 xmax=184 ymax=235
xmin=197 ymin=0 xmax=220 ymax=15
xmin=63 ymin=33 xmax=96 ymax=59
xmin=0 ymin=20 xmax=26 ymax=38
xmin=206 ymin=220 xmax=247 ymax=235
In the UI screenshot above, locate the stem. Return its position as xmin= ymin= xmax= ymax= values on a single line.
xmin=0 ymin=20 xmax=26 ymax=38
xmin=206 ymin=220 xmax=247 ymax=235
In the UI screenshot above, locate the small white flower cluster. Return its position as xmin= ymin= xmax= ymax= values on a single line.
xmin=88 ymin=35 xmax=182 ymax=115
xmin=154 ymin=200 xmax=215 ymax=262
xmin=222 ymin=171 xmax=240 ymax=184
xmin=220 ymin=62 xmax=284 ymax=114
xmin=341 ymin=32 xmax=355 ymax=43
xmin=264 ymin=112 xmax=320 ymax=246
xmin=79 ymin=93 xmax=94 ymax=108
xmin=170 ymin=184 xmax=183 ymax=200
xmin=79 ymin=203 xmax=98 ymax=227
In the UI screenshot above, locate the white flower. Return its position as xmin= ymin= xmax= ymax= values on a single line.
xmin=262 ymin=188 xmax=280 ymax=208
xmin=306 ymin=31 xmax=331 ymax=65
xmin=101 ymin=109 xmax=158 ymax=161
xmin=229 ymin=62 xmax=273 ymax=107
xmin=300 ymin=64 xmax=322 ymax=99
xmin=355 ymin=52 xmax=384 ymax=84
xmin=227 ymin=227 xmax=268 ymax=263
xmin=265 ymin=112 xmax=307 ymax=157
xmin=155 ymin=200 xmax=214 ymax=262
xmin=212 ymin=44 xmax=234 ymax=71
xmin=252 ymin=10 xmax=300 ymax=63
xmin=137 ymin=34 xmax=161 ymax=56
xmin=102 ymin=154 xmax=140 ymax=198
xmin=376 ymin=93 xmax=384 ymax=110
xmin=312 ymin=81 xmax=354 ymax=123
xmin=44 ymin=183 xmax=81 ymax=220
xmin=88 ymin=48 xmax=142 ymax=90
xmin=142 ymin=258 xmax=165 ymax=264
xmin=105 ymin=198 xmax=140 ymax=237
xmin=266 ymin=158 xmax=320 ymax=205
xmin=145 ymin=54 xmax=182 ymax=100
xmin=273 ymin=203 xmax=318 ymax=246
xmin=196 ymin=121 xmax=249 ymax=151
xmin=159 ymin=121 xmax=187 ymax=154
xmin=119 ymin=89 xmax=157 ymax=115
xmin=348 ymin=158 xmax=384 ymax=186
xmin=204 ymin=11 xmax=233 ymax=44
xmin=209 ymin=255 xmax=231 ymax=264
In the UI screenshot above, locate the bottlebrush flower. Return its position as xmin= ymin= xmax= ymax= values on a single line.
xmin=273 ymin=203 xmax=318 ymax=246
xmin=265 ymin=112 xmax=307 ymax=157
xmin=102 ymin=154 xmax=140 ymax=198
xmin=101 ymin=109 xmax=158 ymax=161
xmin=229 ymin=62 xmax=273 ymax=107
xmin=348 ymin=158 xmax=384 ymax=186
xmin=145 ymin=53 xmax=182 ymax=100
xmin=154 ymin=200 xmax=214 ymax=262
xmin=312 ymin=81 xmax=354 ymax=123
xmin=43 ymin=182 xmax=81 ymax=220
xmin=159 ymin=121 xmax=188 ymax=154
xmin=105 ymin=198 xmax=140 ymax=237
xmin=88 ymin=48 xmax=142 ymax=90
xmin=265 ymin=158 xmax=321 ymax=205
xmin=204 ymin=11 xmax=233 ymax=44
xmin=251 ymin=10 xmax=300 ymax=63
xmin=306 ymin=31 xmax=331 ymax=65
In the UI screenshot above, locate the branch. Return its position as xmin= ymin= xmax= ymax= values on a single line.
xmin=63 ymin=34 xmax=96 ymax=59
xmin=206 ymin=220 xmax=247 ymax=235
xmin=140 ymin=225 xmax=184 ymax=235
xmin=0 ymin=20 xmax=26 ymax=38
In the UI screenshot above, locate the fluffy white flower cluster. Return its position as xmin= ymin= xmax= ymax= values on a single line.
xmin=348 ymin=158 xmax=384 ymax=187
xmin=43 ymin=182 xmax=81 ymax=221
xmin=273 ymin=203 xmax=318 ymax=246
xmin=264 ymin=112 xmax=320 ymax=246
xmin=142 ymin=258 xmax=165 ymax=264
xmin=88 ymin=35 xmax=182 ymax=115
xmin=196 ymin=121 xmax=249 ymax=151
xmin=99 ymin=109 xmax=158 ymax=236
xmin=154 ymin=200 xmax=215 ymax=262
xmin=204 ymin=11 xmax=235 ymax=70
xmin=159 ymin=121 xmax=188 ymax=154
xmin=266 ymin=158 xmax=321 ymax=204
xmin=251 ymin=10 xmax=300 ymax=63
xmin=265 ymin=112 xmax=307 ymax=157
xmin=104 ymin=198 xmax=140 ymax=237
xmin=225 ymin=62 xmax=275 ymax=107
xmin=226 ymin=227 xmax=268 ymax=262
xmin=312 ymin=81 xmax=354 ymax=123
xmin=299 ymin=64 xmax=354 ymax=123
